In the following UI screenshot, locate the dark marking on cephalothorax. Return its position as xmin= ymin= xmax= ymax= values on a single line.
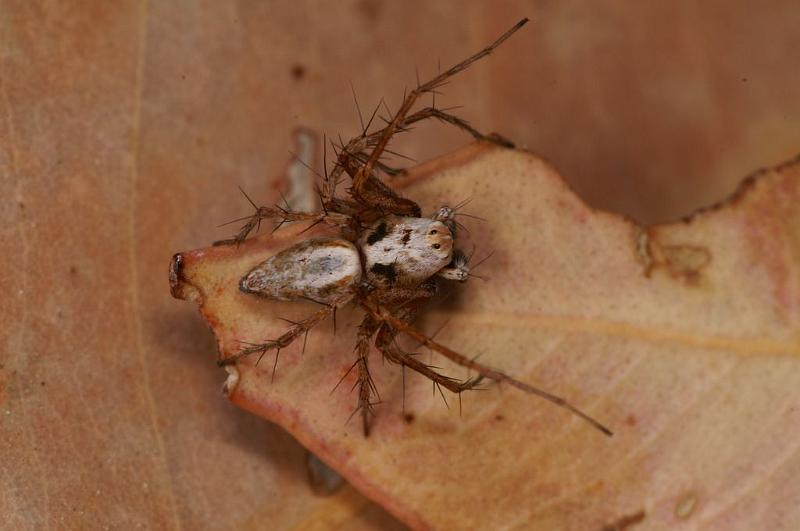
xmin=367 ymin=222 xmax=389 ymax=245
xmin=367 ymin=221 xmax=389 ymax=245
xmin=370 ymin=262 xmax=397 ymax=284
xmin=401 ymin=229 xmax=412 ymax=245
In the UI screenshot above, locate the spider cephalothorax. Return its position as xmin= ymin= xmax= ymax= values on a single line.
xmin=360 ymin=215 xmax=458 ymax=287
xmin=217 ymin=19 xmax=612 ymax=437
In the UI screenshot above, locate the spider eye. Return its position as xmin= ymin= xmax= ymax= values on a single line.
xmin=429 ymin=229 xmax=438 ymax=235
xmin=432 ymin=243 xmax=441 ymax=249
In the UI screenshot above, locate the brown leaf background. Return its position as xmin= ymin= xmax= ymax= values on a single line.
xmin=2 ymin=1 xmax=799 ymax=529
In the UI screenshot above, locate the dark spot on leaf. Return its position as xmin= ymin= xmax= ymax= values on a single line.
xmin=367 ymin=222 xmax=388 ymax=245
xmin=291 ymin=64 xmax=306 ymax=80
xmin=357 ymin=0 xmax=383 ymax=22
xmin=404 ymin=413 xmax=415 ymax=423
xmin=370 ymin=262 xmax=397 ymax=284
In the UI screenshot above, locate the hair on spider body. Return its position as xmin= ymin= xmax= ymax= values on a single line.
xmin=218 ymin=18 xmax=613 ymax=438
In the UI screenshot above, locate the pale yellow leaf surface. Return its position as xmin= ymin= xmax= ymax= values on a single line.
xmin=172 ymin=143 xmax=800 ymax=530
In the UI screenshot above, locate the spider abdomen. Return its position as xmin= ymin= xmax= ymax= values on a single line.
xmin=239 ymin=237 xmax=361 ymax=304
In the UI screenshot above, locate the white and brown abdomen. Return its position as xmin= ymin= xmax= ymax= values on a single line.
xmin=359 ymin=216 xmax=453 ymax=288
xmin=240 ymin=237 xmax=361 ymax=305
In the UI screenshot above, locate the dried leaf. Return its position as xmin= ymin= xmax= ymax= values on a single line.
xmin=6 ymin=2 xmax=800 ymax=529
xmin=172 ymin=143 xmax=800 ymax=530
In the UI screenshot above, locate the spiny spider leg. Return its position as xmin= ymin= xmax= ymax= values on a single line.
xmin=325 ymin=137 xmax=417 ymax=218
xmin=325 ymin=103 xmax=514 ymax=220
xmin=332 ymin=139 xmax=420 ymax=218
xmin=351 ymin=18 xmax=528 ymax=196
xmin=401 ymin=106 xmax=514 ymax=148
xmin=220 ymin=22 xmax=527 ymax=242
xmin=353 ymin=315 xmax=381 ymax=436
xmin=326 ymin=20 xmax=526 ymax=218
xmin=329 ymin=104 xmax=515 ymax=219
xmin=378 ymin=106 xmax=511 ymax=152
xmin=369 ymin=304 xmax=614 ymax=437
xmin=215 ymin=203 xmax=352 ymax=245
xmin=349 ymin=150 xmax=406 ymax=177
xmin=218 ymin=304 xmax=336 ymax=366
xmin=375 ymin=324 xmax=484 ymax=395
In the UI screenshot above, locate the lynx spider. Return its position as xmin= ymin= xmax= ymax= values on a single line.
xmin=217 ymin=19 xmax=612 ymax=438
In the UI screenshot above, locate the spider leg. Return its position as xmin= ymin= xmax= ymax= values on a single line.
xmin=333 ymin=110 xmax=488 ymax=219
xmin=341 ymin=105 xmax=511 ymax=181
xmin=323 ymin=95 xmax=384 ymax=203
xmin=350 ymin=150 xmax=407 ymax=177
xmin=375 ymin=324 xmax=484 ymax=395
xmin=326 ymin=137 xmax=419 ymax=219
xmin=367 ymin=303 xmax=613 ymax=437
xmin=338 ymin=141 xmax=421 ymax=218
xmin=218 ymin=304 xmax=336 ymax=366
xmin=214 ymin=201 xmax=352 ymax=245
xmin=352 ymin=315 xmax=381 ymax=436
xmin=351 ymin=19 xmax=528 ymax=196
xmin=400 ymin=106 xmax=514 ymax=148
xmin=324 ymin=20 xmax=527 ymax=220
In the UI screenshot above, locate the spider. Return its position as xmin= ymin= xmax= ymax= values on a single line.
xmin=216 ymin=18 xmax=612 ymax=438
